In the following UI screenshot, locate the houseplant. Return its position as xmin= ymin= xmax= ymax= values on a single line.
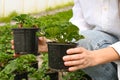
xmin=42 ymin=21 xmax=84 ymax=71
xmin=12 ymin=14 xmax=40 ymax=55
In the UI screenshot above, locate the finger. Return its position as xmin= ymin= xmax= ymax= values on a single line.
xmin=12 ymin=45 xmax=14 ymax=49
xmin=63 ymin=54 xmax=84 ymax=61
xmin=68 ymin=60 xmax=90 ymax=72
xmin=38 ymin=37 xmax=47 ymax=45
xmin=64 ymin=59 xmax=85 ymax=66
xmin=66 ymin=47 xmax=85 ymax=55
xmin=11 ymin=40 xmax=14 ymax=49
xmin=68 ymin=65 xmax=85 ymax=72
xmin=11 ymin=40 xmax=14 ymax=44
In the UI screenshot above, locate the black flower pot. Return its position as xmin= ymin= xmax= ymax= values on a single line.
xmin=47 ymin=42 xmax=77 ymax=71
xmin=12 ymin=28 xmax=39 ymax=55
xmin=14 ymin=72 xmax=28 ymax=80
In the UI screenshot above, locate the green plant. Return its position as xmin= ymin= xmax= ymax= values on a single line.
xmin=0 ymin=54 xmax=37 ymax=80
xmin=12 ymin=14 xmax=40 ymax=28
xmin=42 ymin=21 xmax=84 ymax=43
xmin=62 ymin=70 xmax=86 ymax=80
xmin=0 ymin=11 xmax=18 ymax=23
xmin=0 ymin=24 xmax=15 ymax=53
xmin=29 ymin=53 xmax=50 ymax=80
xmin=0 ymin=53 xmax=13 ymax=67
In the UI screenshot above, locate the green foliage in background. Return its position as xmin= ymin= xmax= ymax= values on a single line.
xmin=0 ymin=12 xmax=18 ymax=23
xmin=0 ymin=54 xmax=37 ymax=80
xmin=0 ymin=24 xmax=15 ymax=53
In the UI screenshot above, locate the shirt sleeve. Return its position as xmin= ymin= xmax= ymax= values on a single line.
xmin=110 ymin=42 xmax=120 ymax=64
xmin=110 ymin=41 xmax=120 ymax=56
xmin=69 ymin=0 xmax=92 ymax=31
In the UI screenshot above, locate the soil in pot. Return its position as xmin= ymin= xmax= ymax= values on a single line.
xmin=47 ymin=42 xmax=77 ymax=71
xmin=12 ymin=28 xmax=39 ymax=55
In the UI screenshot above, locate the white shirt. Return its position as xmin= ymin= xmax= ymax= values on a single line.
xmin=69 ymin=0 xmax=120 ymax=79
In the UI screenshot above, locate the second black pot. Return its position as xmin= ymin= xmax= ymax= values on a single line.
xmin=47 ymin=42 xmax=77 ymax=71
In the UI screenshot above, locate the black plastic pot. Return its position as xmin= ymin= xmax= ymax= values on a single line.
xmin=12 ymin=28 xmax=39 ymax=55
xmin=14 ymin=72 xmax=28 ymax=80
xmin=47 ymin=42 xmax=77 ymax=71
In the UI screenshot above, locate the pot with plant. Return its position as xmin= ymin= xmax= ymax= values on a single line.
xmin=12 ymin=14 xmax=40 ymax=55
xmin=43 ymin=21 xmax=84 ymax=71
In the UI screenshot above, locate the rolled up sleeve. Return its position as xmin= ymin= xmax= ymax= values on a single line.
xmin=110 ymin=41 xmax=120 ymax=56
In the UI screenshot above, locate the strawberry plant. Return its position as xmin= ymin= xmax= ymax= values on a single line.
xmin=0 ymin=54 xmax=37 ymax=80
xmin=43 ymin=21 xmax=84 ymax=43
xmin=12 ymin=14 xmax=40 ymax=28
xmin=0 ymin=53 xmax=13 ymax=68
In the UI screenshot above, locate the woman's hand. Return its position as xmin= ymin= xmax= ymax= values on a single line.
xmin=11 ymin=40 xmax=20 ymax=57
xmin=11 ymin=40 xmax=14 ymax=50
xmin=63 ymin=47 xmax=120 ymax=72
xmin=63 ymin=47 xmax=95 ymax=72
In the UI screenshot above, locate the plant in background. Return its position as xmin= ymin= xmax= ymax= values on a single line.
xmin=0 ymin=24 xmax=15 ymax=53
xmin=29 ymin=53 xmax=50 ymax=80
xmin=0 ymin=11 xmax=18 ymax=23
xmin=0 ymin=54 xmax=37 ymax=80
xmin=0 ymin=53 xmax=13 ymax=68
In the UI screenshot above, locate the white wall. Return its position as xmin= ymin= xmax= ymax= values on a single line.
xmin=0 ymin=0 xmax=73 ymax=17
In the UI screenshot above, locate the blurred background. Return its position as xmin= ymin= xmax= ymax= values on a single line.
xmin=0 ymin=0 xmax=73 ymax=17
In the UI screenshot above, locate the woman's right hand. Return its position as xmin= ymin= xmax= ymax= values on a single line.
xmin=11 ymin=40 xmax=20 ymax=57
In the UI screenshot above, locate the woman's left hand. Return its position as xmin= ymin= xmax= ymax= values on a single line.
xmin=63 ymin=47 xmax=95 ymax=71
